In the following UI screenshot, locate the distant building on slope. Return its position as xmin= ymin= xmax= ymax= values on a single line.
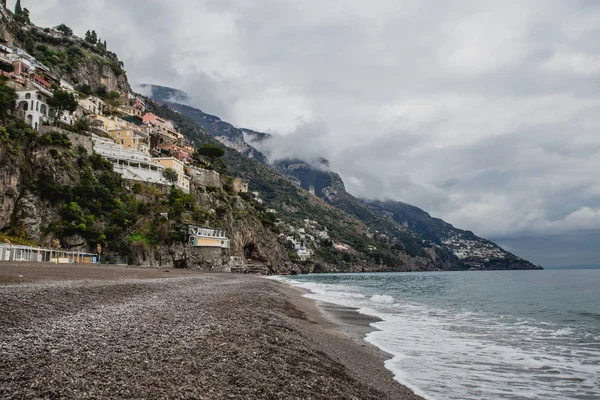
xmin=142 ymin=112 xmax=184 ymax=143
xmin=159 ymin=143 xmax=193 ymax=163
xmin=79 ymin=96 xmax=107 ymax=115
xmin=232 ymin=178 xmax=249 ymax=193
xmin=188 ymin=225 xmax=230 ymax=249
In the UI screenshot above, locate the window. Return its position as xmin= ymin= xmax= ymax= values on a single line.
xmin=25 ymin=93 xmax=31 ymax=99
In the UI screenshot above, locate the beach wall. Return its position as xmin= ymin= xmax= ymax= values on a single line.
xmin=129 ymin=242 xmax=229 ymax=269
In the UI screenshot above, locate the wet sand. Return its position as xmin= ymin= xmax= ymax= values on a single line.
xmin=0 ymin=263 xmax=422 ymax=399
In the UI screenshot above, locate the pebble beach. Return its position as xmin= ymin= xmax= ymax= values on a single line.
xmin=0 ymin=263 xmax=422 ymax=399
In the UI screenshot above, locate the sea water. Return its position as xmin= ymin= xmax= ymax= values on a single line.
xmin=275 ymin=269 xmax=600 ymax=400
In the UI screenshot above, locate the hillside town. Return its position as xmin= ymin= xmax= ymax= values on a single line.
xmin=0 ymin=32 xmax=333 ymax=265
xmin=442 ymin=233 xmax=508 ymax=264
xmin=1 ymin=38 xmax=226 ymax=194
xmin=0 ymin=37 xmax=249 ymax=260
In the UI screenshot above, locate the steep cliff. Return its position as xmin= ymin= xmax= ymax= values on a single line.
xmin=141 ymin=85 xmax=541 ymax=270
xmin=141 ymin=102 xmax=459 ymax=272
xmin=0 ymin=119 xmax=295 ymax=272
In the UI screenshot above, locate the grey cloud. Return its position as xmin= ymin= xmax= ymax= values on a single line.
xmin=28 ymin=0 xmax=600 ymax=265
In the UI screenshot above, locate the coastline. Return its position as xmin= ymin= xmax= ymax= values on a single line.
xmin=0 ymin=263 xmax=422 ymax=399
xmin=271 ymin=279 xmax=424 ymax=400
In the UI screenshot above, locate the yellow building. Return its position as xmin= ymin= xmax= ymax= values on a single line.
xmin=188 ymin=226 xmax=230 ymax=248
xmin=183 ymin=143 xmax=195 ymax=154
xmin=108 ymin=128 xmax=150 ymax=154
xmin=152 ymin=156 xmax=191 ymax=193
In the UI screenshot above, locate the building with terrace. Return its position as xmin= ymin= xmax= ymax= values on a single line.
xmin=15 ymin=90 xmax=50 ymax=130
xmin=92 ymin=135 xmax=170 ymax=186
xmin=143 ymin=112 xmax=184 ymax=143
xmin=108 ymin=127 xmax=150 ymax=154
xmin=187 ymin=225 xmax=230 ymax=249
xmin=79 ymin=96 xmax=107 ymax=115
xmin=159 ymin=143 xmax=193 ymax=163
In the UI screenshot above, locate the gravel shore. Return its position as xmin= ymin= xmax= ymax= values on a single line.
xmin=0 ymin=263 xmax=422 ymax=399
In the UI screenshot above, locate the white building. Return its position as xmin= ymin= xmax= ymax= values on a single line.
xmin=59 ymin=78 xmax=75 ymax=93
xmin=92 ymin=136 xmax=170 ymax=186
xmin=57 ymin=110 xmax=78 ymax=126
xmin=79 ymin=96 xmax=107 ymax=115
xmin=318 ymin=230 xmax=330 ymax=240
xmin=15 ymin=90 xmax=50 ymax=130
xmin=296 ymin=247 xmax=311 ymax=261
xmin=188 ymin=226 xmax=230 ymax=249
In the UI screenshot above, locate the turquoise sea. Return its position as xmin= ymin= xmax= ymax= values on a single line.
xmin=276 ymin=269 xmax=600 ymax=400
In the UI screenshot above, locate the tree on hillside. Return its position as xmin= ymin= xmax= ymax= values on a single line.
xmin=0 ymin=77 xmax=17 ymax=120
xmin=94 ymin=85 xmax=108 ymax=99
xmin=14 ymin=3 xmax=30 ymax=24
xmin=0 ymin=60 xmax=14 ymax=73
xmin=106 ymin=90 xmax=120 ymax=107
xmin=47 ymin=90 xmax=78 ymax=124
xmin=55 ymin=24 xmax=73 ymax=36
xmin=196 ymin=144 xmax=225 ymax=161
xmin=163 ymin=168 xmax=178 ymax=185
xmin=1 ymin=1 xmax=7 ymax=9
xmin=76 ymin=83 xmax=92 ymax=96
xmin=73 ymin=117 xmax=90 ymax=133
xmin=85 ymin=30 xmax=98 ymax=44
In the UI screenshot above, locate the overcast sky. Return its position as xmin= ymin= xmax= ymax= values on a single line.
xmin=26 ymin=0 xmax=600 ymax=266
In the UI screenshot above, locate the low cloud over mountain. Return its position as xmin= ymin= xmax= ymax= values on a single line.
xmin=31 ymin=0 xmax=600 ymax=266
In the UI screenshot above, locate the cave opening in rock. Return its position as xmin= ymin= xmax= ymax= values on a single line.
xmin=244 ymin=242 xmax=257 ymax=259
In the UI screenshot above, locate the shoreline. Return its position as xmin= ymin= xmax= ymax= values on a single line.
xmin=270 ymin=279 xmax=424 ymax=399
xmin=0 ymin=263 xmax=422 ymax=399
xmin=273 ymin=278 xmax=430 ymax=400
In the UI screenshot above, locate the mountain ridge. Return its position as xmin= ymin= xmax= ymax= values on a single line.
xmin=140 ymin=84 xmax=541 ymax=270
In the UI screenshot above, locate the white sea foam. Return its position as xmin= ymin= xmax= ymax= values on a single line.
xmin=370 ymin=294 xmax=395 ymax=304
xmin=273 ymin=274 xmax=600 ymax=400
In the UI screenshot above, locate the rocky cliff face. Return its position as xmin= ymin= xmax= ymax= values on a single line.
xmin=142 ymin=86 xmax=541 ymax=271
xmin=0 ymin=129 xmax=91 ymax=249
xmin=68 ymin=56 xmax=129 ymax=94
xmin=1 ymin=123 xmax=295 ymax=272
xmin=0 ymin=7 xmax=13 ymax=45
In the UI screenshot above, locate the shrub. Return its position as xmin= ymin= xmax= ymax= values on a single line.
xmin=39 ymin=131 xmax=71 ymax=147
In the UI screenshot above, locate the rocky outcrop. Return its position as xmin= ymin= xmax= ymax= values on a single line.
xmin=68 ymin=57 xmax=130 ymax=94
xmin=222 ymin=197 xmax=297 ymax=274
xmin=0 ymin=163 xmax=20 ymax=230
xmin=12 ymin=193 xmax=54 ymax=243
xmin=0 ymin=7 xmax=13 ymax=46
xmin=129 ymin=243 xmax=229 ymax=270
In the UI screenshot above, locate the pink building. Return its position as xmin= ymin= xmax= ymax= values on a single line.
xmin=13 ymin=61 xmax=30 ymax=76
xmin=159 ymin=144 xmax=193 ymax=163
xmin=142 ymin=113 xmax=174 ymax=129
